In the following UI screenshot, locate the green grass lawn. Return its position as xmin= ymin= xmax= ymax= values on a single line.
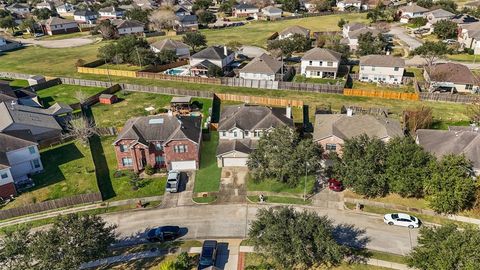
xmin=192 ymin=196 xmax=217 ymax=203
xmin=97 ymin=63 xmax=143 ymax=71
xmin=2 ymin=141 xmax=98 ymax=209
xmin=293 ymin=75 xmax=345 ymax=85
xmin=194 ymin=131 xmax=222 ymax=193
xmin=36 ymin=84 xmax=104 ymax=106
xmin=369 ymin=250 xmax=406 ymax=264
xmin=446 ymin=53 xmax=480 ymax=62
xmin=405 ymin=67 xmax=424 ymax=82
xmin=100 ymin=137 xmax=167 ymax=201
xmin=247 ymin=195 xmax=311 ymax=205
xmin=352 ymin=81 xmax=415 ymax=93
xmin=91 ymin=91 xmax=212 ymax=128
xmin=40 ymin=31 xmax=91 ymax=41
xmin=247 ymin=175 xmax=316 ymax=194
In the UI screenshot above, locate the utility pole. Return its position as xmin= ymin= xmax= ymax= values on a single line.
xmin=304 ymin=161 xmax=308 ymax=201
xmin=135 ymin=47 xmax=142 ymax=69
xmin=104 ymin=58 xmax=113 ymax=86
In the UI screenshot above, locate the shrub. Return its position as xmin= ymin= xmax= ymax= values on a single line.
xmin=144 ymin=164 xmax=155 ymax=176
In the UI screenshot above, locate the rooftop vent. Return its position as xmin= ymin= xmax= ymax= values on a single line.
xmin=149 ymin=118 xmax=164 ymax=125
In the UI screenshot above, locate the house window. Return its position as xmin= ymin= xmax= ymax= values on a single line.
xmin=174 ymin=145 xmax=188 ymax=153
xmin=394 ymin=67 xmax=399 ymax=71
xmin=326 ymin=144 xmax=337 ymax=151
xmin=466 ymin=84 xmax=473 ymax=90
xmin=234 ymin=131 xmax=238 ymax=137
xmin=32 ymin=159 xmax=41 ymax=169
xmin=316 ymin=71 xmax=321 ymax=76
xmin=327 ymin=62 xmax=333 ymax=67
xmin=28 ymin=146 xmax=36 ymax=154
xmin=361 ymin=66 xmax=364 ymax=70
xmin=122 ymin=157 xmax=133 ymax=166
xmin=155 ymin=143 xmax=163 ymax=151
xmin=1 ymin=173 xmax=8 ymax=179
xmin=372 ymin=67 xmax=376 ymax=71
xmin=254 ymin=131 xmax=259 ymax=137
xmin=362 ymin=76 xmax=368 ymax=80
xmin=309 ymin=60 xmax=312 ymax=65
xmin=119 ymin=144 xmax=127 ymax=152
xmin=319 ymin=61 xmax=323 ymax=66
xmin=155 ymin=156 xmax=165 ymax=165
xmin=245 ymin=131 xmax=249 ymax=136
xmin=222 ymin=131 xmax=227 ymax=137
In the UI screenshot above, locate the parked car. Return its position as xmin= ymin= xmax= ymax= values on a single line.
xmin=413 ymin=28 xmax=429 ymax=35
xmin=384 ymin=213 xmax=420 ymax=229
xmin=328 ymin=178 xmax=343 ymax=192
xmin=165 ymin=170 xmax=180 ymax=193
xmin=146 ymin=226 xmax=180 ymax=242
xmin=198 ymin=240 xmax=218 ymax=269
xmin=442 ymin=39 xmax=457 ymax=45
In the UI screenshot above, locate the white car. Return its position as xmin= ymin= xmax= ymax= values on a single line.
xmin=383 ymin=213 xmax=420 ymax=228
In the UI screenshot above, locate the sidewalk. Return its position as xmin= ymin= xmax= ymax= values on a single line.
xmin=0 ymin=195 xmax=163 ymax=228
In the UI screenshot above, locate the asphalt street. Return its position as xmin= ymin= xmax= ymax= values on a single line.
xmin=102 ymin=203 xmax=419 ymax=256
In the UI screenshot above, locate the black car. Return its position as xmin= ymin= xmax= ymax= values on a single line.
xmin=198 ymin=240 xmax=218 ymax=269
xmin=146 ymin=226 xmax=180 ymax=242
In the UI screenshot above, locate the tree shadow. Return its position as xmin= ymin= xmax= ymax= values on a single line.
xmin=333 ymin=223 xmax=371 ymax=264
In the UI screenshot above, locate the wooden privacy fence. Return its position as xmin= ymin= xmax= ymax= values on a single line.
xmin=215 ymin=93 xmax=303 ymax=107
xmin=60 ymin=77 xmax=114 ymax=88
xmin=121 ymin=83 xmax=214 ymax=98
xmin=141 ymin=60 xmax=188 ymax=73
xmin=279 ymin=81 xmax=344 ymax=94
xmin=77 ymin=66 xmax=137 ymax=78
xmin=82 ymin=84 xmax=122 ymax=107
xmin=419 ymin=92 xmax=480 ymax=103
xmin=137 ymin=71 xmax=222 ymax=84
xmin=344 ymin=89 xmax=420 ymax=101
xmin=222 ymin=77 xmax=279 ymax=90
xmin=0 ymin=193 xmax=102 ymax=220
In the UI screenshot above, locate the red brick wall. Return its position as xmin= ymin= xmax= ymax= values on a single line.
xmin=0 ymin=182 xmax=16 ymax=200
xmin=317 ymin=136 xmax=345 ymax=156
xmin=164 ymin=139 xmax=200 ymax=169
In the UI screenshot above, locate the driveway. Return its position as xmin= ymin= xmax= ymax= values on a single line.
xmin=388 ymin=26 xmax=423 ymax=51
xmin=12 ymin=37 xmax=96 ymax=48
xmin=161 ymin=172 xmax=195 ymax=208
xmin=104 ymin=203 xmax=419 ymax=256
xmin=217 ymin=168 xmax=248 ymax=204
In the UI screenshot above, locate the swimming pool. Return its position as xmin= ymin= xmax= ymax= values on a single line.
xmin=164 ymin=67 xmax=189 ymax=76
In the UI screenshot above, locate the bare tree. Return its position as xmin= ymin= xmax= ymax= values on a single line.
xmin=74 ymin=91 xmax=89 ymax=104
xmin=403 ymin=106 xmax=433 ymax=135
xmin=64 ymin=116 xmax=98 ymax=146
xmin=149 ymin=9 xmax=176 ymax=32
xmin=468 ymin=102 xmax=480 ymax=125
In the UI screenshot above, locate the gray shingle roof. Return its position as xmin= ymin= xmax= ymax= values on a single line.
xmin=279 ymin=25 xmax=310 ymax=37
xmin=360 ymin=55 xmax=405 ymax=68
xmin=74 ymin=9 xmax=97 ymax=16
xmin=235 ymin=3 xmax=257 ymax=9
xmin=262 ymin=6 xmax=282 ymax=13
xmin=191 ymin=46 xmax=233 ymax=60
xmin=114 ymin=114 xmax=202 ymax=146
xmin=399 ymin=3 xmax=428 ymax=13
xmin=345 ymin=23 xmax=367 ymax=32
xmin=348 ymin=27 xmax=380 ymax=39
xmin=150 ymin=39 xmax=189 ymax=51
xmin=302 ymin=47 xmax=342 ymax=62
xmin=427 ymin=9 xmax=454 ymax=18
xmin=313 ymin=114 xmax=403 ymax=142
xmin=0 ymin=131 xmax=36 ymax=155
xmin=216 ymin=139 xmax=257 ymax=156
xmin=416 ymin=129 xmax=480 ymax=170
xmin=218 ymin=104 xmax=293 ymax=131
xmin=99 ymin=6 xmax=124 ymax=13
xmin=240 ymin=53 xmax=282 ymax=75
xmin=111 ymin=19 xmax=144 ymax=29
xmin=0 ymin=102 xmax=62 ymax=131
xmin=176 ymin=14 xmax=197 ymax=23
xmin=45 ymin=16 xmax=77 ymax=26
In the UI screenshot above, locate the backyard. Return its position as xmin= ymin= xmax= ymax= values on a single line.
xmin=2 ymin=141 xmax=99 ymax=209
xmin=194 ymin=131 xmax=222 ymax=193
xmin=36 ymin=84 xmax=104 ymax=107
xmin=293 ymin=75 xmax=345 ymax=85
xmin=352 ymin=81 xmax=416 ymax=93
xmin=1 ymin=78 xmax=29 ymax=89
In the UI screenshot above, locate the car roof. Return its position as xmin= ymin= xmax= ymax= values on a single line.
xmin=203 ymin=240 xmax=218 ymax=247
xmin=158 ymin=225 xmax=179 ymax=232
xmin=394 ymin=213 xmax=412 ymax=219
xmin=167 ymin=171 xmax=179 ymax=178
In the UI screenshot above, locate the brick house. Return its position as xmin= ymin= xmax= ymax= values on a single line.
xmin=113 ymin=114 xmax=202 ymax=172
xmin=42 ymin=17 xmax=79 ymax=36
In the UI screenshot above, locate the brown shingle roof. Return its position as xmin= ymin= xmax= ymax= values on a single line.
xmin=218 ymin=104 xmax=293 ymax=131
xmin=240 ymin=53 xmax=283 ymax=75
xmin=426 ymin=63 xmax=478 ymax=85
xmin=302 ymin=48 xmax=342 ymax=62
xmin=279 ymin=25 xmax=310 ymax=37
xmin=150 ymin=39 xmax=189 ymax=51
xmin=399 ymin=3 xmax=428 ymax=13
xmin=360 ymin=55 xmax=405 ymax=68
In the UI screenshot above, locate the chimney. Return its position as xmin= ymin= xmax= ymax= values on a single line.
xmin=224 ymin=45 xmax=228 ymax=56
xmin=286 ymin=104 xmax=292 ymax=119
xmin=346 ymin=108 xmax=353 ymax=117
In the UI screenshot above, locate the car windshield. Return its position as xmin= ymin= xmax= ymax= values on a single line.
xmin=200 ymin=257 xmax=213 ymax=265
xmin=410 ymin=216 xmax=416 ymax=222
xmin=166 ymin=182 xmax=176 ymax=188
xmin=391 ymin=214 xmax=399 ymax=219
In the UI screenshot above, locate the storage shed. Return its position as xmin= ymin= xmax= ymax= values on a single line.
xmin=99 ymin=94 xmax=118 ymax=104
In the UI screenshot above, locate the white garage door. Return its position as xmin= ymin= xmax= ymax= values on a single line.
xmin=171 ymin=160 xmax=197 ymax=171
xmin=222 ymin=157 xmax=248 ymax=167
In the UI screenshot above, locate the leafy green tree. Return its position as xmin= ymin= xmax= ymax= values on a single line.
xmin=206 ymin=65 xmax=223 ymax=77
xmin=337 ymin=18 xmax=348 ymax=29
xmin=156 ymin=49 xmax=178 ymax=65
xmin=128 ymin=47 xmax=157 ymax=66
xmin=407 ymin=224 xmax=480 ymax=269
xmin=323 ymin=34 xmax=350 ymax=60
xmin=412 ymin=41 xmax=449 ymax=69
xmin=172 ymin=252 xmax=195 ymax=270
xmin=409 ymin=17 xmax=427 ymax=28
xmin=416 ymin=0 xmax=433 ymax=8
xmin=182 ymin=32 xmax=207 ymax=52
xmin=197 ymin=10 xmax=216 ymax=24
xmin=332 ymin=135 xmax=388 ymax=197
xmin=96 ymin=19 xmax=118 ymax=40
xmin=219 ymin=0 xmax=234 ymax=14
xmin=436 ymin=0 xmax=457 ymax=13
xmin=19 ymin=17 xmax=36 ymax=33
xmin=433 ymin=20 xmax=458 ymax=39
xmin=386 ymin=137 xmax=433 ymax=198
xmin=124 ymin=7 xmax=150 ymax=24
xmin=0 ymin=227 xmax=32 ymax=270
xmin=0 ymin=9 xmax=11 ymax=18
xmin=30 ymin=214 xmax=116 ymax=269
xmin=424 ymin=154 xmax=476 ymax=214
xmin=192 ymin=0 xmax=212 ymax=13
xmin=98 ymin=35 xmax=152 ymax=65
xmin=249 ymin=207 xmax=351 ymax=269
xmin=248 ymin=126 xmax=323 ymax=186
xmin=33 ymin=8 xmax=53 ymax=20
xmin=267 ymin=34 xmax=311 ymax=57
xmin=0 ymin=16 xmax=16 ymax=32
xmin=356 ymin=32 xmax=387 ymax=56
xmin=278 ymin=0 xmax=300 ymax=13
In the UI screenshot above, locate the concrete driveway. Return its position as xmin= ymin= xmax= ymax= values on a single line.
xmin=217 ymin=168 xmax=248 ymax=204
xmin=161 ymin=172 xmax=195 ymax=208
xmin=104 ymin=203 xmax=419 ymax=256
xmin=12 ymin=37 xmax=96 ymax=48
xmin=388 ymin=26 xmax=423 ymax=51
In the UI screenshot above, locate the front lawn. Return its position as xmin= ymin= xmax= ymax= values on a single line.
xmin=3 ymin=141 xmax=98 ymax=209
xmin=194 ymin=131 xmax=221 ymax=193
xmin=247 ymin=175 xmax=316 ymax=194
xmin=91 ymin=91 xmax=212 ymax=128
xmin=36 ymin=84 xmax=104 ymax=106
xmin=446 ymin=53 xmax=479 ymax=62
xmin=247 ymin=195 xmax=311 ymax=205
xmin=100 ymin=136 xmax=167 ymax=201
xmin=293 ymin=75 xmax=345 ymax=85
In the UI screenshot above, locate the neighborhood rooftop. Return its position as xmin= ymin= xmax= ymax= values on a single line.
xmin=302 ymin=48 xmax=342 ymax=61
xmin=219 ymin=104 xmax=293 ymax=131
xmin=360 ymin=55 xmax=405 ymax=68
xmin=240 ymin=53 xmax=282 ymax=74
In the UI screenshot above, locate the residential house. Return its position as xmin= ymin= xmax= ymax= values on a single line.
xmin=239 ymin=53 xmax=283 ymax=81
xmin=133 ymin=0 xmax=157 ymax=10
xmin=74 ymin=10 xmax=98 ymax=24
xmin=0 ymin=102 xmax=64 ymax=142
xmin=41 ymin=17 xmax=79 ymax=36
xmin=424 ymin=63 xmax=480 ymax=93
xmin=113 ymin=114 xmax=202 ymax=172
xmin=459 ymin=22 xmax=480 ymax=55
xmin=300 ymin=48 xmax=342 ymax=79
xmin=111 ymin=19 xmax=145 ymax=35
xmin=278 ymin=25 xmax=310 ymax=40
xmin=99 ymin=6 xmax=125 ymax=19
xmin=150 ymin=39 xmax=190 ymax=58
xmin=343 ymin=25 xmax=381 ymax=50
xmin=337 ymin=0 xmax=368 ymax=11
xmin=451 ymin=14 xmax=479 ymax=25
xmin=313 ymin=113 xmax=403 ymax=155
xmin=6 ymin=3 xmax=30 ymax=15
xmin=0 ymin=131 xmax=43 ymax=196
xmin=304 ymin=0 xmax=317 ymax=12
xmin=256 ymin=6 xmax=282 ymax=20
xmin=233 ymin=3 xmax=259 ymax=18
xmin=0 ymin=37 xmax=6 ymax=47
xmin=416 ymin=127 xmax=480 ymax=175
xmin=35 ymin=1 xmax=54 ymax=10
xmin=359 ymin=55 xmax=405 ymax=84
xmin=55 ymin=2 xmax=75 ymax=14
xmin=190 ymin=46 xmax=235 ymax=76
xmin=216 ymin=104 xmax=294 ymax=167
xmin=0 ymin=81 xmax=41 ymax=107
xmin=175 ymin=14 xmax=198 ymax=32
xmin=397 ymin=3 xmax=428 ymax=23
xmin=342 ymin=22 xmax=367 ymax=37
xmin=174 ymin=6 xmax=191 ymax=16
xmin=425 ymin=9 xmax=455 ymax=27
